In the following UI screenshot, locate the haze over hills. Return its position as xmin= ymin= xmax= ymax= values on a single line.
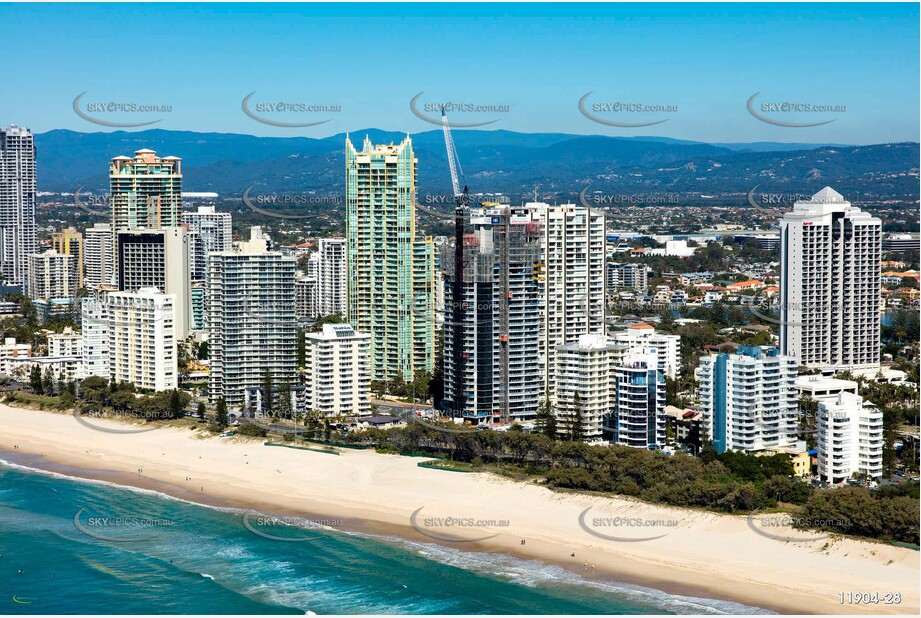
xmin=35 ymin=129 xmax=918 ymax=204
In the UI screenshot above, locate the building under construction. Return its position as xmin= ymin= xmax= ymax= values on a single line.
xmin=442 ymin=204 xmax=544 ymax=425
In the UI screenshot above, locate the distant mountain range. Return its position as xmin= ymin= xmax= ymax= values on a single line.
xmin=35 ymin=129 xmax=919 ymax=204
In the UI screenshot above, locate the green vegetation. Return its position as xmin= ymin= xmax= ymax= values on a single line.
xmin=339 ymin=424 xmax=918 ymax=544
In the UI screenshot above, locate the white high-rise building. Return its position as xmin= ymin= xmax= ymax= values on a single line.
xmin=80 ymin=288 xmax=176 ymax=390
xmin=116 ymin=227 xmax=191 ymax=339
xmin=779 ymin=187 xmax=882 ymax=371
xmin=611 ymin=322 xmax=681 ymax=379
xmin=556 ymin=334 xmax=621 ymax=443
xmin=208 ymin=227 xmax=297 ymax=409
xmin=817 ymin=392 xmax=883 ymax=482
xmin=295 ymin=277 xmax=319 ymax=319
xmin=697 ymin=346 xmax=799 ymax=454
xmin=83 ymin=223 xmax=113 ymax=290
xmin=182 ymin=205 xmax=232 ymax=283
xmin=303 ymin=323 xmax=371 ymax=416
xmin=613 ymin=350 xmax=665 ymax=448
xmin=27 ymin=250 xmax=78 ymax=301
xmin=0 ymin=126 xmax=37 ymax=289
xmin=527 ymin=203 xmax=606 ymax=397
xmin=607 ymin=262 xmax=648 ymax=293
xmin=317 ymin=238 xmax=347 ymax=317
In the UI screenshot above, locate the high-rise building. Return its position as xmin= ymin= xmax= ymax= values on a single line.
xmin=697 ymin=346 xmax=799 ymax=454
xmin=0 ymin=126 xmax=37 ymax=289
xmin=611 ymin=322 xmax=681 ymax=379
xmin=442 ymin=205 xmax=544 ymax=423
xmin=527 ymin=202 xmax=606 ymax=397
xmin=303 ymin=323 xmax=371 ymax=417
xmin=27 ymin=250 xmax=78 ymax=301
xmin=80 ymin=296 xmax=110 ymax=379
xmin=779 ymin=187 xmax=882 ymax=371
xmin=817 ymin=391 xmax=884 ymax=483
xmin=182 ymin=205 xmax=232 ymax=283
xmin=83 ymin=223 xmax=113 ymax=290
xmin=556 ymin=334 xmax=622 ymax=443
xmin=613 ymin=350 xmax=666 ymax=448
xmin=208 ymin=227 xmax=297 ymax=409
xmin=116 ymin=228 xmax=191 ymax=339
xmin=109 ymin=149 xmax=182 ymax=271
xmin=345 ymin=135 xmax=435 ymax=381
xmin=105 ymin=288 xmax=177 ymax=391
xmin=317 ymin=238 xmax=347 ymax=317
xmin=52 ymin=229 xmax=84 ymax=288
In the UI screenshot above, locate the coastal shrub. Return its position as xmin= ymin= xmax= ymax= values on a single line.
xmin=236 ymin=423 xmax=267 ymax=438
xmin=798 ymin=485 xmax=920 ymax=545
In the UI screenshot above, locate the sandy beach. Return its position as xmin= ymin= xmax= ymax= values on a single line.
xmin=1 ymin=402 xmax=918 ymax=615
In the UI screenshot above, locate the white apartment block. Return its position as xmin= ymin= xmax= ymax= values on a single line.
xmin=82 ymin=288 xmax=177 ymax=391
xmin=611 ymin=322 xmax=681 ymax=379
xmin=83 ymin=223 xmax=113 ymax=289
xmin=47 ymin=328 xmax=82 ymax=357
xmin=817 ymin=392 xmax=883 ymax=482
xmin=208 ymin=227 xmax=297 ymax=409
xmin=697 ymin=346 xmax=799 ymax=454
xmin=303 ymin=323 xmax=371 ymax=417
xmin=607 ymin=262 xmax=648 ymax=293
xmin=182 ymin=205 xmax=232 ymax=283
xmin=527 ymin=202 xmax=606 ymax=397
xmin=613 ymin=350 xmax=666 ymax=448
xmin=779 ymin=187 xmax=882 ymax=371
xmin=6 ymin=356 xmax=82 ymax=384
xmin=555 ymin=334 xmax=620 ymax=443
xmin=1 ymin=337 xmax=31 ymax=375
xmin=27 ymin=250 xmax=77 ymax=300
xmin=317 ymin=238 xmax=347 ymax=317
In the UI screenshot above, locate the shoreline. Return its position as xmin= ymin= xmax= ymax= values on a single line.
xmin=1 ymin=403 xmax=918 ymax=615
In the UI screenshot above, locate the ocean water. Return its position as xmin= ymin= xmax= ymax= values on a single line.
xmin=0 ymin=460 xmax=771 ymax=615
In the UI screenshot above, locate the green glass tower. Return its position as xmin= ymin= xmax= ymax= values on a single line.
xmin=345 ymin=135 xmax=435 ymax=382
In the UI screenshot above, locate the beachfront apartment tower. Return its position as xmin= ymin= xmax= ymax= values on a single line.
xmin=613 ymin=350 xmax=666 ymax=448
xmin=83 ymin=223 xmax=113 ymax=290
xmin=779 ymin=187 xmax=882 ymax=371
xmin=556 ymin=334 xmax=623 ymax=443
xmin=208 ymin=227 xmax=297 ymax=410
xmin=303 ymin=323 xmax=371 ymax=417
xmin=0 ymin=126 xmax=37 ymax=289
xmin=697 ymin=346 xmax=799 ymax=454
xmin=442 ymin=205 xmax=544 ymax=424
xmin=345 ymin=135 xmax=435 ymax=382
xmin=106 ymin=288 xmax=177 ymax=391
xmin=817 ymin=391 xmax=884 ymax=483
xmin=109 ymin=149 xmax=182 ymax=275
xmin=611 ymin=322 xmax=681 ymax=380
xmin=526 ymin=202 xmax=606 ymax=398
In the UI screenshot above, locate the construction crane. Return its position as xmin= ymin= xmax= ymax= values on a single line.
xmin=441 ymin=107 xmax=469 ymax=422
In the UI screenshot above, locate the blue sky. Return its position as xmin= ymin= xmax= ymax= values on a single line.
xmin=0 ymin=2 xmax=917 ymax=144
